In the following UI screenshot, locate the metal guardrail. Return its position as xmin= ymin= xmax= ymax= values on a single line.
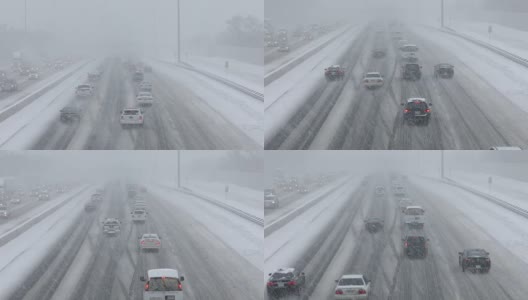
xmin=439 ymin=26 xmax=528 ymax=69
xmin=264 ymin=25 xmax=357 ymax=86
xmin=264 ymin=178 xmax=352 ymax=236
xmin=0 ymin=186 xmax=90 ymax=247
xmin=443 ymin=177 xmax=528 ymax=219
xmin=166 ymin=185 xmax=264 ymax=226
xmin=0 ymin=61 xmax=90 ymax=122
xmin=178 ymin=62 xmax=264 ymax=102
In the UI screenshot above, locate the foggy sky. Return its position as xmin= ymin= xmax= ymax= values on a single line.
xmin=0 ymin=0 xmax=262 ymax=52
xmin=0 ymin=151 xmax=258 ymax=184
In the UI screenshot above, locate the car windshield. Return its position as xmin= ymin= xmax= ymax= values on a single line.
xmin=134 ymin=210 xmax=144 ymax=215
xmin=148 ymin=277 xmax=181 ymax=291
xmin=366 ymin=73 xmax=380 ymax=78
xmin=339 ymin=278 xmax=364 ymax=286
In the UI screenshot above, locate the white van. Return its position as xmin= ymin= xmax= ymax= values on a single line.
xmin=403 ymin=206 xmax=425 ymax=228
xmin=140 ymin=268 xmax=185 ymax=300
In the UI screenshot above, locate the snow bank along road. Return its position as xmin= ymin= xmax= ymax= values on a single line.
xmin=266 ymin=22 xmax=528 ymax=150
xmin=1 ymin=182 xmax=263 ymax=300
xmin=1 ymin=57 xmax=262 ymax=150
xmin=264 ymin=174 xmax=528 ymax=300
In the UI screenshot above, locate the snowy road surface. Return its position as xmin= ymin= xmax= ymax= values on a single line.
xmin=266 ymin=23 xmax=528 ymax=150
xmin=0 ymin=58 xmax=262 ymax=150
xmin=1 ymin=182 xmax=263 ymax=300
xmin=265 ymin=174 xmax=528 ymax=300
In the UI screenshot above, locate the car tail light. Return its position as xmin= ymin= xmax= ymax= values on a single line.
xmin=144 ymin=282 xmax=149 ymax=291
xmin=404 ymin=109 xmax=410 ymax=113
xmin=359 ymin=289 xmax=367 ymax=294
xmin=404 ymin=241 xmax=408 ymax=248
xmin=140 ymin=240 xmax=145 ymax=244
xmin=267 ymin=281 xmax=277 ymax=287
xmin=155 ymin=241 xmax=161 ymax=245
xmin=139 ymin=116 xmax=143 ymax=121
xmin=335 ymin=289 xmax=343 ymax=295
xmin=425 ymin=109 xmax=431 ymax=113
xmin=177 ymin=283 xmax=182 ymax=291
xmin=287 ymin=280 xmax=297 ymax=286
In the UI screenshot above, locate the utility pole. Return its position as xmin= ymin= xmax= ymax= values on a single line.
xmin=441 ymin=150 xmax=445 ymax=178
xmin=440 ymin=0 xmax=445 ymax=28
xmin=177 ymin=0 xmax=181 ymax=63
xmin=24 ymin=0 xmax=27 ymax=33
xmin=177 ymin=150 xmax=181 ymax=188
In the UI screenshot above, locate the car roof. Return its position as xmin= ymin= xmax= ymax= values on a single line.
xmin=142 ymin=233 xmax=159 ymax=238
xmin=148 ymin=268 xmax=179 ymax=279
xmin=407 ymin=98 xmax=426 ymax=103
xmin=340 ymin=274 xmax=364 ymax=279
xmin=405 ymin=205 xmax=424 ymax=209
xmin=466 ymin=248 xmax=488 ymax=254
xmin=274 ymin=267 xmax=295 ymax=274
xmin=123 ymin=108 xmax=140 ymax=111
xmin=366 ymin=72 xmax=381 ymax=76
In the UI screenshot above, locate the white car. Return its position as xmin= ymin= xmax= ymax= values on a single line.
xmin=10 ymin=198 xmax=21 ymax=204
xmin=334 ymin=274 xmax=371 ymax=300
xmin=120 ymin=108 xmax=144 ymax=127
xmin=28 ymin=72 xmax=40 ymax=80
xmin=138 ymin=233 xmax=161 ymax=252
xmin=136 ymin=92 xmax=154 ymax=106
xmin=278 ymin=45 xmax=290 ymax=52
xmin=140 ymin=268 xmax=184 ymax=300
xmin=131 ymin=208 xmax=147 ymax=222
xmin=363 ymin=72 xmax=384 ymax=89
xmin=75 ymin=84 xmax=94 ymax=97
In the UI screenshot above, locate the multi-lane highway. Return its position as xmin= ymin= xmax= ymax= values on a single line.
xmin=265 ymin=174 xmax=528 ymax=300
xmin=266 ymin=24 xmax=528 ymax=150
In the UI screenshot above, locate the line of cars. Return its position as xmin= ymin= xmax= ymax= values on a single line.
xmin=60 ymin=69 xmax=103 ymax=123
xmin=120 ymin=63 xmax=154 ymax=128
xmin=269 ymin=178 xmax=492 ymax=299
xmin=392 ymin=180 xmax=491 ymax=273
xmin=125 ymin=183 xmax=185 ymax=299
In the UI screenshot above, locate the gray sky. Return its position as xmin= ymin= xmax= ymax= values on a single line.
xmin=0 ymin=151 xmax=261 ymax=185
xmin=0 ymin=0 xmax=262 ymax=52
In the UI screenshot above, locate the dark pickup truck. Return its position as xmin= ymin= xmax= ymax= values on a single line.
xmin=60 ymin=106 xmax=82 ymax=122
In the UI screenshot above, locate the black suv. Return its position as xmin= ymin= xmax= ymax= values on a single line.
xmin=458 ymin=249 xmax=491 ymax=273
xmin=402 ymin=233 xmax=428 ymax=258
xmin=266 ymin=268 xmax=305 ymax=298
xmin=402 ymin=98 xmax=432 ymax=125
xmin=434 ymin=64 xmax=454 ymax=79
xmin=365 ymin=217 xmax=384 ymax=233
xmin=401 ymin=63 xmax=422 ymax=80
